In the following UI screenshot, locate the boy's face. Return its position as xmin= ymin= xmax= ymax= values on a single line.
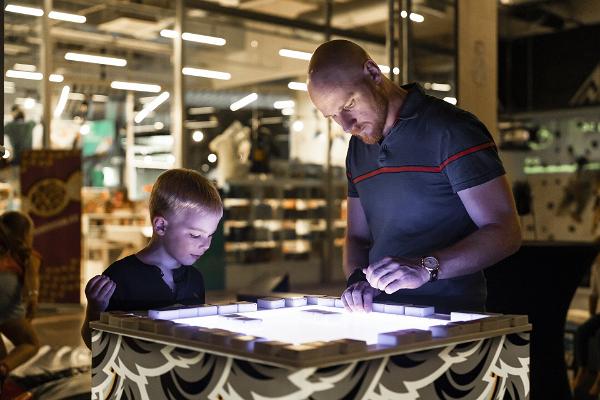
xmin=156 ymin=207 xmax=222 ymax=267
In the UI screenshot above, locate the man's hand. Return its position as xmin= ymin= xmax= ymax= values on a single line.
xmin=25 ymin=296 xmax=37 ymax=320
xmin=85 ymin=275 xmax=116 ymax=314
xmin=363 ymin=256 xmax=429 ymax=294
xmin=341 ymin=281 xmax=381 ymax=312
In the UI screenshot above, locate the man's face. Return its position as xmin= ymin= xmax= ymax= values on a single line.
xmin=158 ymin=208 xmax=222 ymax=267
xmin=308 ymin=77 xmax=387 ymax=145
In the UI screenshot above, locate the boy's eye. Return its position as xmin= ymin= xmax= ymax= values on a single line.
xmin=343 ymin=99 xmax=355 ymax=110
xmin=190 ymin=233 xmax=202 ymax=239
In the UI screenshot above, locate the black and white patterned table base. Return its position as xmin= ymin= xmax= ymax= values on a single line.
xmin=92 ymin=331 xmax=529 ymax=400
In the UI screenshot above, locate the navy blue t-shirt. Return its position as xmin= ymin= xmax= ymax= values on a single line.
xmin=103 ymin=254 xmax=205 ymax=312
xmin=346 ymin=83 xmax=505 ymax=312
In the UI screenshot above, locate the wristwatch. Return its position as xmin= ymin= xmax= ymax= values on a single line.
xmin=421 ymin=256 xmax=440 ymax=282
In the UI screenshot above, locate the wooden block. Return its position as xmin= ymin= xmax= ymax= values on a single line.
xmin=217 ymin=304 xmax=238 ymax=315
xmin=99 ymin=312 xmax=111 ymax=323
xmin=257 ymin=297 xmax=285 ymax=309
xmin=210 ymin=330 xmax=242 ymax=345
xmin=173 ymin=324 xmax=198 ymax=339
xmin=254 ymin=340 xmax=290 ymax=356
xmin=285 ymin=297 xmax=308 ymax=307
xmin=120 ymin=316 xmax=142 ymax=330
xmin=378 ymin=329 xmax=432 ymax=346
xmin=452 ymin=320 xmax=482 ymax=334
xmin=301 ymin=341 xmax=342 ymax=357
xmin=305 ymin=295 xmax=325 ymax=305
xmin=477 ymin=316 xmax=512 ymax=331
xmin=333 ymin=338 xmax=368 ymax=354
xmin=230 ymin=335 xmax=264 ymax=352
xmin=404 ymin=305 xmax=435 ymax=317
xmin=430 ymin=323 xmax=464 ymax=338
xmin=236 ymin=301 xmax=258 ymax=312
xmin=505 ymin=314 xmax=529 ymax=327
xmin=108 ymin=314 xmax=135 ymax=327
xmin=278 ymin=344 xmax=323 ymax=361
xmin=154 ymin=320 xmax=177 ymax=335
xmin=383 ymin=303 xmax=406 ymax=315
xmin=137 ymin=317 xmax=158 ymax=332
xmin=334 ymin=298 xmax=345 ymax=308
xmin=196 ymin=305 xmax=218 ymax=317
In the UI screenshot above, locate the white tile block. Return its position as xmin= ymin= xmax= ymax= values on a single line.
xmin=316 ymin=296 xmax=336 ymax=307
xmin=217 ymin=304 xmax=239 ymax=315
xmin=372 ymin=303 xmax=386 ymax=313
xmin=305 ymin=295 xmax=325 ymax=305
xmin=148 ymin=308 xmax=180 ymax=320
xmin=404 ymin=305 xmax=435 ymax=317
xmin=334 ymin=298 xmax=345 ymax=308
xmin=257 ymin=297 xmax=285 ymax=309
xmin=378 ymin=329 xmax=432 ymax=346
xmin=236 ymin=302 xmax=258 ymax=312
xmin=196 ymin=305 xmax=218 ymax=317
xmin=285 ymin=297 xmax=308 ymax=307
xmin=177 ymin=306 xmax=199 ymax=318
xmin=383 ymin=303 xmax=406 ymax=315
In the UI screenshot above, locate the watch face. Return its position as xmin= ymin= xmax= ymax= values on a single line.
xmin=423 ymin=256 xmax=439 ymax=270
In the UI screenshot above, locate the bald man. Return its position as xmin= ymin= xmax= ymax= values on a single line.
xmin=307 ymin=40 xmax=521 ymax=313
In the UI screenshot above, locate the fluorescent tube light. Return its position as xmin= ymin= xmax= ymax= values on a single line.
xmin=288 ymin=82 xmax=307 ymax=91
xmin=49 ymin=11 xmax=85 ymax=23
xmin=6 ymin=70 xmax=43 ymax=80
xmin=5 ymin=4 xmax=43 ymax=16
xmin=160 ymin=29 xmax=226 ymax=46
xmin=182 ymin=67 xmax=231 ymax=80
xmin=230 ymin=93 xmax=258 ymax=111
xmin=54 ymin=86 xmax=70 ymax=117
xmin=135 ymin=91 xmax=170 ymax=123
xmin=65 ymin=52 xmax=126 ymax=67
xmin=111 ymin=81 xmax=161 ymax=93
xmin=279 ymin=49 xmax=312 ymax=61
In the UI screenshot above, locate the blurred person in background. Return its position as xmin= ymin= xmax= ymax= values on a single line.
xmin=0 ymin=211 xmax=41 ymax=395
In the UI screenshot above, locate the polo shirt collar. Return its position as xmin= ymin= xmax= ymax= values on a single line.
xmin=397 ymin=82 xmax=426 ymax=121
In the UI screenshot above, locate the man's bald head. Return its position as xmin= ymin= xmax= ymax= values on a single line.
xmin=308 ymin=40 xmax=372 ymax=87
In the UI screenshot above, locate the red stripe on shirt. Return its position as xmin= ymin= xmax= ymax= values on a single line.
xmin=352 ymin=142 xmax=496 ymax=184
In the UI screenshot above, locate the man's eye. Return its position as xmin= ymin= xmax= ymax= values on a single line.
xmin=190 ymin=233 xmax=201 ymax=239
xmin=343 ymin=100 xmax=355 ymax=110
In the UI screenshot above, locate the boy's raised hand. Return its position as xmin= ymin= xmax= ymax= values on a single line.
xmin=85 ymin=275 xmax=116 ymax=313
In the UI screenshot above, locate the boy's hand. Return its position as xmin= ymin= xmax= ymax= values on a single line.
xmin=85 ymin=275 xmax=116 ymax=314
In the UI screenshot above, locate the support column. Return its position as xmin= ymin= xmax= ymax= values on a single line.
xmin=457 ymin=0 xmax=498 ymax=141
xmin=322 ymin=0 xmax=334 ymax=284
xmin=125 ymin=92 xmax=136 ymax=199
xmin=40 ymin=0 xmax=53 ymax=148
xmin=172 ymin=0 xmax=185 ymax=168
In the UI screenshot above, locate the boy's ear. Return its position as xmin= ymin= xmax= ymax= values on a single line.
xmin=152 ymin=215 xmax=168 ymax=236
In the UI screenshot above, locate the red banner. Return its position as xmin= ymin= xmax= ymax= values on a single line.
xmin=20 ymin=150 xmax=82 ymax=303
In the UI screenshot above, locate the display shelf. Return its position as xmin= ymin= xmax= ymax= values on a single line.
xmin=223 ymin=177 xmax=347 ymax=273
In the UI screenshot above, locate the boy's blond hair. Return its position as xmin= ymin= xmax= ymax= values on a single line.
xmin=149 ymin=168 xmax=222 ymax=220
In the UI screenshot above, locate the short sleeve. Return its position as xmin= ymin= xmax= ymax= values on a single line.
xmin=346 ymin=141 xmax=359 ymax=198
xmin=441 ymin=111 xmax=505 ymax=193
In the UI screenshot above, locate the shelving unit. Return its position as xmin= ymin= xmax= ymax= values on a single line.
xmin=223 ymin=176 xmax=348 ymax=287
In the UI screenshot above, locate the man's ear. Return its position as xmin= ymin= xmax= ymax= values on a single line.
xmin=364 ymin=60 xmax=382 ymax=84
xmin=153 ymin=215 xmax=168 ymax=236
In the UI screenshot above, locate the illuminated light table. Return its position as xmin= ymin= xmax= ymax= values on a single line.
xmin=91 ymin=297 xmax=531 ymax=400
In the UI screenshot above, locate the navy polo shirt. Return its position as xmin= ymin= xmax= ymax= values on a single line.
xmin=346 ymin=83 xmax=505 ymax=312
xmin=103 ymin=255 xmax=205 ymax=312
